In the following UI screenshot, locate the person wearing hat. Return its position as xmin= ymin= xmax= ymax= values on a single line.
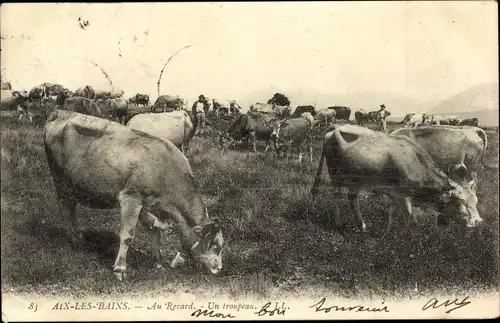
xmin=376 ymin=104 xmax=391 ymax=132
xmin=192 ymin=94 xmax=208 ymax=136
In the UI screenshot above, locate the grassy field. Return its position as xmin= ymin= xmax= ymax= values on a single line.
xmin=1 ymin=115 xmax=499 ymax=301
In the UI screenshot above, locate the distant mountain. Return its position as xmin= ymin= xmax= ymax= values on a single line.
xmin=429 ymin=83 xmax=499 ymax=115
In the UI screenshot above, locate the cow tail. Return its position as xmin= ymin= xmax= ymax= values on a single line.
xmin=477 ymin=129 xmax=493 ymax=169
xmin=311 ymin=136 xmax=327 ymax=199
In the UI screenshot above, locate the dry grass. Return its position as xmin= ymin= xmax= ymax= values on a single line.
xmin=1 ymin=115 xmax=498 ymax=300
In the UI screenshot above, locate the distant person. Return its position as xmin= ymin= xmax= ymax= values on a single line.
xmin=192 ymin=94 xmax=208 ymax=136
xmin=376 ymin=104 xmax=391 ymax=131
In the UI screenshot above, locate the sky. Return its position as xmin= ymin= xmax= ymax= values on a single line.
xmin=1 ymin=2 xmax=498 ymax=109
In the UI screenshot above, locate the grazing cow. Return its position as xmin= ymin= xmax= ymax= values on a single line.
xmin=43 ymin=83 xmax=65 ymax=97
xmin=151 ymin=95 xmax=183 ymax=112
xmin=94 ymin=90 xmax=112 ymax=100
xmin=315 ymin=108 xmax=336 ymax=127
xmin=391 ymin=126 xmax=490 ymax=174
xmin=44 ymin=110 xmax=225 ymax=280
xmin=1 ymin=90 xmax=31 ymax=121
xmin=291 ymin=105 xmax=316 ymax=118
xmin=126 ymin=110 xmax=197 ymax=153
xmin=1 ymin=81 xmax=12 ymax=90
xmin=109 ymin=90 xmax=125 ymax=99
xmin=62 ymin=97 xmax=102 ymax=117
xmin=269 ymin=112 xmax=315 ymax=163
xmin=310 ymin=124 xmax=482 ymax=234
xmin=97 ymin=98 xmax=128 ymax=123
xmin=128 ymin=93 xmax=150 ymax=107
xmin=327 ymin=106 xmax=351 ymax=121
xmin=219 ymin=112 xmax=278 ymax=153
xmin=459 ymin=118 xmax=479 ymax=127
xmin=402 ymin=113 xmax=430 ymax=127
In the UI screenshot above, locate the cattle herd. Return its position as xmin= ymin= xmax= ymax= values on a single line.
xmin=0 ymin=79 xmax=493 ymax=281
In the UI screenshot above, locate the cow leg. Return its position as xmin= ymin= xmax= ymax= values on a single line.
xmin=348 ymin=191 xmax=366 ymax=232
xmin=382 ymin=201 xmax=399 ymax=239
xmin=297 ymin=144 xmax=303 ymax=163
xmin=113 ymin=191 xmax=142 ymax=281
xmin=150 ymin=226 xmax=164 ymax=269
xmin=401 ymin=197 xmax=418 ymax=233
xmin=250 ymin=132 xmax=257 ymax=153
xmin=308 ymin=142 xmax=313 ymax=163
xmin=264 ymin=139 xmax=271 ymax=152
xmin=59 ymin=197 xmax=83 ymax=246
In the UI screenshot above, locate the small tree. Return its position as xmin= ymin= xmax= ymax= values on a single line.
xmin=267 ymin=92 xmax=290 ymax=107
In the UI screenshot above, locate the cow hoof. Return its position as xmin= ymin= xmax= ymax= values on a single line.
xmin=113 ymin=271 xmax=128 ymax=281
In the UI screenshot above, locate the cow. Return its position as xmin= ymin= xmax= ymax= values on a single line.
xmin=431 ymin=115 xmax=461 ymax=126
xmin=219 ymin=112 xmax=278 ymax=153
xmin=55 ymin=88 xmax=72 ymax=106
xmin=1 ymin=90 xmax=31 ymax=121
xmin=212 ymin=99 xmax=229 ymax=116
xmin=212 ymin=99 xmax=242 ymax=116
xmin=43 ymin=83 xmax=65 ymax=97
xmin=82 ymin=85 xmax=96 ymax=100
xmin=401 ymin=113 xmax=430 ymax=128
xmin=62 ymin=97 xmax=102 ymax=117
xmin=97 ymin=98 xmax=128 ymax=123
xmin=268 ymin=112 xmax=315 ymax=163
xmin=43 ymin=110 xmax=225 ymax=280
xmin=310 ymin=124 xmax=482 ymax=235
xmin=128 ymin=93 xmax=150 ymax=108
xmin=151 ymin=95 xmax=185 ymax=113
xmin=1 ymin=81 xmax=12 ymax=90
xmin=249 ymin=103 xmax=290 ymax=118
xmin=354 ymin=109 xmax=371 ymax=126
xmin=315 ymin=108 xmax=336 ymax=127
xmin=459 ymin=118 xmax=479 ymax=127
xmin=327 ymin=106 xmax=351 ymax=121
xmin=391 ymin=126 xmax=490 ymax=174
xmin=126 ymin=110 xmax=197 ymax=154
xmin=94 ymin=90 xmax=112 ymax=101
xmin=28 ymin=85 xmax=46 ymax=102
xmin=109 ymin=90 xmax=125 ymax=99
xmin=291 ymin=105 xmax=316 ymax=118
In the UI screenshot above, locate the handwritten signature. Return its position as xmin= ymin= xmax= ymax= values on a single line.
xmin=191 ymin=309 xmax=235 ymax=319
xmin=309 ymin=298 xmax=390 ymax=313
xmin=253 ymin=302 xmax=288 ymax=317
xmin=422 ymin=296 xmax=471 ymax=314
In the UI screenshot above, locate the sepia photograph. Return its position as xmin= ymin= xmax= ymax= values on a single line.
xmin=1 ymin=1 xmax=499 ymax=321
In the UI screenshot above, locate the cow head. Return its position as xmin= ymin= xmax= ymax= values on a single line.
xmin=190 ymin=216 xmax=224 ymax=275
xmin=263 ymin=118 xmax=280 ymax=140
xmin=437 ymin=172 xmax=481 ymax=228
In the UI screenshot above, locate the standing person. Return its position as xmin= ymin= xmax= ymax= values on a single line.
xmin=191 ymin=95 xmax=208 ymax=136
xmin=376 ymin=104 xmax=391 ymax=132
